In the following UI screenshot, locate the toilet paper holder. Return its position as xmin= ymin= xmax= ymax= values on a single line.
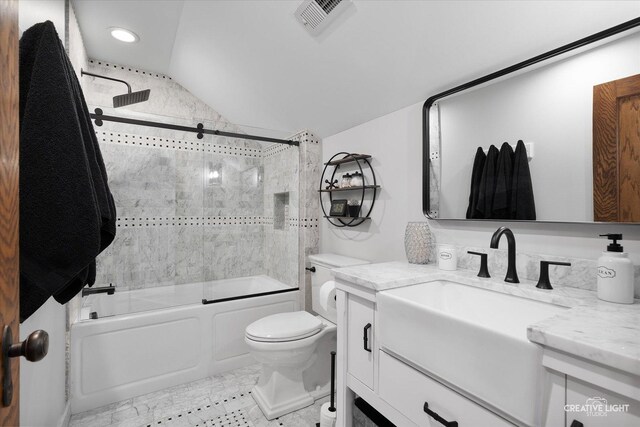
xmin=319 ymin=351 xmax=337 ymax=427
xmin=319 ymin=281 xmax=337 ymax=312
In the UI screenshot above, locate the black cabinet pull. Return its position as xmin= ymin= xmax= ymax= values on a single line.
xmin=363 ymin=323 xmax=372 ymax=352
xmin=423 ymin=402 xmax=458 ymax=427
xmin=569 ymin=421 xmax=584 ymax=427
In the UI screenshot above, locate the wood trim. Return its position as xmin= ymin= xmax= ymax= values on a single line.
xmin=593 ymin=81 xmax=618 ymax=221
xmin=0 ymin=0 xmax=19 ymax=425
xmin=593 ymin=73 xmax=640 ymax=222
xmin=617 ymin=90 xmax=640 ymax=222
xmin=615 ymin=74 xmax=640 ymax=97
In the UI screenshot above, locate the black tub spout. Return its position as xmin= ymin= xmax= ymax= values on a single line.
xmin=82 ymin=284 xmax=115 ymax=297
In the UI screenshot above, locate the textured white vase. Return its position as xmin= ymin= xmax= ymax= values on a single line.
xmin=404 ymin=222 xmax=433 ymax=264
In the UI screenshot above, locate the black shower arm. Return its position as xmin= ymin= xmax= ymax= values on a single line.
xmin=81 ymin=69 xmax=132 ymax=94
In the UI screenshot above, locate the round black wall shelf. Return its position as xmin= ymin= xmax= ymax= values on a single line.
xmin=319 ymin=152 xmax=380 ymax=227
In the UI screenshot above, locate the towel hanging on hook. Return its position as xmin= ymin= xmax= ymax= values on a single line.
xmin=480 ymin=141 xmax=534 ymax=161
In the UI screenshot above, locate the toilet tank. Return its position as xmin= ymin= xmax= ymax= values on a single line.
xmin=308 ymin=253 xmax=369 ymax=323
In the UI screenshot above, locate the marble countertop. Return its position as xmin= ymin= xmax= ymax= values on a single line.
xmin=332 ymin=261 xmax=640 ymax=376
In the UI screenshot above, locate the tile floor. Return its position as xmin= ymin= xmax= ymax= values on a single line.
xmin=69 ymin=364 xmax=329 ymax=427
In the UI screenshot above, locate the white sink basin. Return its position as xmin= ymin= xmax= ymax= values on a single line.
xmin=378 ymin=280 xmax=568 ymax=426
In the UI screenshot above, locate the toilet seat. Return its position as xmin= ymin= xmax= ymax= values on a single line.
xmin=245 ymin=311 xmax=323 ymax=343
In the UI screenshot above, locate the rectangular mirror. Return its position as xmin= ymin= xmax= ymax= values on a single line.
xmin=423 ymin=19 xmax=640 ymax=223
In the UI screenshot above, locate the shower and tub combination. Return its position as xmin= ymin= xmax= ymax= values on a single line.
xmin=69 ymin=92 xmax=311 ymax=414
xmin=71 ymin=276 xmax=299 ymax=412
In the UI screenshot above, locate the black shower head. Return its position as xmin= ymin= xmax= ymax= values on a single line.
xmin=113 ymin=89 xmax=150 ymax=108
xmin=81 ymin=69 xmax=151 ymax=108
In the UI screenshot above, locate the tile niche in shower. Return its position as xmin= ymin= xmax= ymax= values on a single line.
xmin=273 ymin=192 xmax=290 ymax=231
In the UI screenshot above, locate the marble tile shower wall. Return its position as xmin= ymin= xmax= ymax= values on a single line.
xmin=292 ymin=131 xmax=321 ymax=312
xmin=94 ymin=125 xmax=266 ymax=290
xmin=263 ymin=144 xmax=300 ymax=287
xmin=83 ymin=59 xmax=306 ymax=291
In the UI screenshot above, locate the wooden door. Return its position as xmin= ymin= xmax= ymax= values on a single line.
xmin=593 ymin=73 xmax=640 ymax=222
xmin=0 ymin=0 xmax=19 ymax=425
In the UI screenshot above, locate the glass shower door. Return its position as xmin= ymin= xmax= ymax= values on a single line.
xmin=89 ymin=108 xmax=205 ymax=318
xmin=201 ymin=121 xmax=300 ymax=303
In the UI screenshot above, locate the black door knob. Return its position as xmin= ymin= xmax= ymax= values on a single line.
xmin=2 ymin=326 xmax=49 ymax=406
xmin=8 ymin=330 xmax=49 ymax=362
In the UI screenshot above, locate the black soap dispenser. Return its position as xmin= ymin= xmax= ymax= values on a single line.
xmin=597 ymin=234 xmax=634 ymax=304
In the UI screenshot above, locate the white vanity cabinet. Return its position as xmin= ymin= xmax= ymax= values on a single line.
xmin=335 ymin=275 xmax=640 ymax=427
xmin=378 ymin=351 xmax=514 ymax=427
xmin=543 ymin=349 xmax=640 ymax=427
xmin=564 ymin=377 xmax=640 ymax=427
xmin=336 ymin=280 xmax=516 ymax=427
xmin=540 ymin=369 xmax=566 ymax=427
xmin=336 ymin=284 xmax=414 ymax=427
xmin=346 ymin=294 xmax=375 ymax=389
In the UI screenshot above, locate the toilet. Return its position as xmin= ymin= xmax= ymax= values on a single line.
xmin=245 ymin=253 xmax=369 ymax=420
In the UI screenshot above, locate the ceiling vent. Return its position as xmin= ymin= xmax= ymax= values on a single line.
xmin=295 ymin=0 xmax=351 ymax=35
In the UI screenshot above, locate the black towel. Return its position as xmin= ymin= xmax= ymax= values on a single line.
xmin=53 ymin=30 xmax=116 ymax=305
xmin=63 ymin=43 xmax=116 ymax=251
xmin=475 ymin=145 xmax=499 ymax=219
xmin=19 ymin=21 xmax=116 ymax=321
xmin=510 ymin=140 xmax=536 ymax=220
xmin=492 ymin=142 xmax=514 ymax=219
xmin=465 ymin=147 xmax=486 ymax=219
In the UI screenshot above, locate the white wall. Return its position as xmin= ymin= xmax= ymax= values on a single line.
xmin=19 ymin=0 xmax=65 ymax=38
xmin=320 ymin=100 xmax=640 ymax=268
xmin=320 ymin=102 xmax=425 ymax=262
xmin=19 ymin=300 xmax=67 ymax=427
xmin=438 ymin=31 xmax=640 ymax=221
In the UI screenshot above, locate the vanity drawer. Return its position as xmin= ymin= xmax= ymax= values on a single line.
xmin=566 ymin=376 xmax=640 ymax=427
xmin=379 ymin=351 xmax=514 ymax=427
xmin=347 ymin=294 xmax=375 ymax=390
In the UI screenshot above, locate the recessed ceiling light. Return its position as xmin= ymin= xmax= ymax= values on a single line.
xmin=109 ymin=27 xmax=139 ymax=43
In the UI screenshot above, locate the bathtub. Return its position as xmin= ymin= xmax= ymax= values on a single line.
xmin=70 ymin=275 xmax=299 ymax=413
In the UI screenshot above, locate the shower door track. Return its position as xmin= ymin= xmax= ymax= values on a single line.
xmin=201 ymin=287 xmax=298 ymax=305
xmin=89 ymin=108 xmax=299 ymax=146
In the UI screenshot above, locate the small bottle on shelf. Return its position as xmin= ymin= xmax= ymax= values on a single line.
xmin=340 ymin=173 xmax=352 ymax=188
xmin=350 ymin=171 xmax=364 ymax=187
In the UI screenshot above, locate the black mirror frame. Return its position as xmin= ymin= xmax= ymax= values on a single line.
xmin=422 ymin=17 xmax=640 ymax=219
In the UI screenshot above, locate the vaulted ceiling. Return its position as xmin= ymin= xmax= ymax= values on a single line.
xmin=72 ymin=0 xmax=640 ymax=137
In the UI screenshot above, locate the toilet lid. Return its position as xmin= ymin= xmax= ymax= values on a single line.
xmin=245 ymin=312 xmax=323 ymax=342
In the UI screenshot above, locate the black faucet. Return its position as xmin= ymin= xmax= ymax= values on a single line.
xmin=490 ymin=227 xmax=519 ymax=283
xmin=82 ymin=284 xmax=115 ymax=297
xmin=536 ymin=261 xmax=571 ymax=290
